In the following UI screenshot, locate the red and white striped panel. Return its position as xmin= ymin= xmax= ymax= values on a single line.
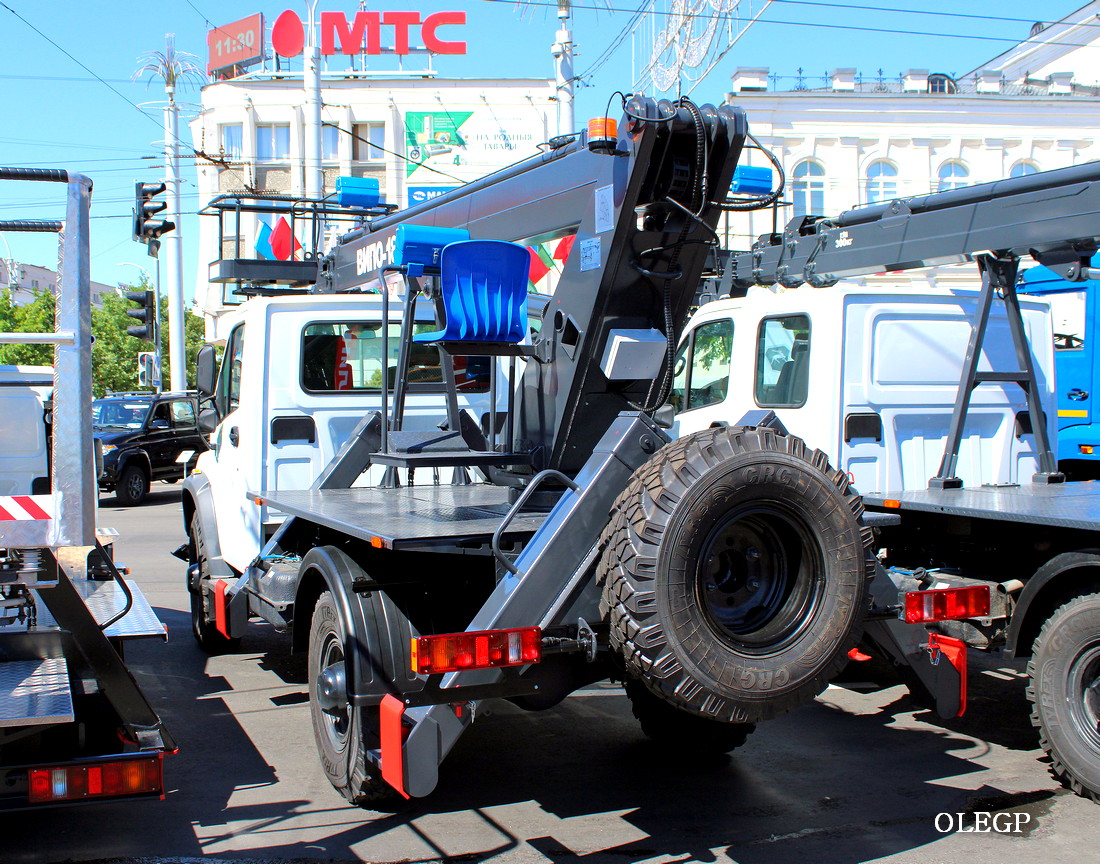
xmin=0 ymin=495 xmax=52 ymax=521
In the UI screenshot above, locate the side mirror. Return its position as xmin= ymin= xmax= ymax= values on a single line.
xmin=196 ymin=344 xmax=218 ymax=397
xmin=653 ymin=402 xmax=676 ymax=430
xmin=150 ymin=419 xmax=169 ymax=430
xmin=198 ymin=407 xmax=219 ymax=434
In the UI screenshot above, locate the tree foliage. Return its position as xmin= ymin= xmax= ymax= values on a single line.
xmin=0 ymin=281 xmax=206 ymax=397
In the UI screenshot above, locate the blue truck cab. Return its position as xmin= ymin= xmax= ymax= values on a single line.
xmin=1021 ymin=262 xmax=1100 ymax=476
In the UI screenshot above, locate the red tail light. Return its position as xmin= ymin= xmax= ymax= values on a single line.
xmin=903 ymin=585 xmax=991 ymax=624
xmin=27 ymin=754 xmax=164 ymax=804
xmin=412 ymin=627 xmax=541 ymax=675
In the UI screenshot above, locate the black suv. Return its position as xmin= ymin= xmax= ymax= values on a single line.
xmin=92 ymin=391 xmax=208 ymax=505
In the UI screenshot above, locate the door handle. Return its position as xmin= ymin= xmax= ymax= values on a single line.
xmin=229 ymin=426 xmax=239 ymax=446
xmin=1068 ymin=389 xmax=1089 ymax=401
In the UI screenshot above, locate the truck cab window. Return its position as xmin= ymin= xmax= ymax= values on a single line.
xmin=300 ymin=322 xmax=489 ymax=394
xmin=672 ymin=319 xmax=733 ymax=412
xmin=217 ymin=324 xmax=246 ymax=416
xmin=756 ymin=315 xmax=810 ymax=407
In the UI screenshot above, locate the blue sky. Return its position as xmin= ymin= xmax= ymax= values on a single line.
xmin=0 ymin=0 xmax=1087 ymax=296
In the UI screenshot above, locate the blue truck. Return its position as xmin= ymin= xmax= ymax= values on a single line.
xmin=1020 ymin=262 xmax=1100 ymax=477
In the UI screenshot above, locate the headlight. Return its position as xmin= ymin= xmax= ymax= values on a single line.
xmin=100 ymin=444 xmax=117 ymax=454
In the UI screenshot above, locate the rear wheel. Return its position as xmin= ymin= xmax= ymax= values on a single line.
xmin=1027 ymin=593 xmax=1100 ymax=802
xmin=625 ymin=678 xmax=755 ymax=754
xmin=189 ymin=515 xmax=240 ymax=654
xmin=600 ymin=426 xmax=874 ymax=724
xmin=309 ymin=589 xmax=394 ymax=806
xmin=116 ymin=464 xmax=149 ymax=506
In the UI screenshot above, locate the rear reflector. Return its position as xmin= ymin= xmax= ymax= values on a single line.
xmin=903 ymin=585 xmax=991 ymax=623
xmin=28 ymin=753 xmax=164 ymax=804
xmin=412 ymin=627 xmax=541 ymax=675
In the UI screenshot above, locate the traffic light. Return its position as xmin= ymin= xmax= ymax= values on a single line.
xmin=125 ymin=289 xmax=156 ymax=341
xmin=137 ymin=352 xmax=156 ymax=387
xmin=132 ymin=181 xmax=175 ymax=254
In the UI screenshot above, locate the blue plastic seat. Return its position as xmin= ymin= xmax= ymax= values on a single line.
xmin=413 ymin=240 xmax=529 ymax=345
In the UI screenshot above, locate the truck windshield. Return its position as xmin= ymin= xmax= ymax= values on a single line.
xmin=92 ymin=400 xmax=150 ymax=429
xmin=301 ymin=322 xmax=489 ymax=393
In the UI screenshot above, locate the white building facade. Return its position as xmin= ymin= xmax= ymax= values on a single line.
xmin=720 ymin=2 xmax=1100 ymax=279
xmin=189 ymin=12 xmax=555 ymax=321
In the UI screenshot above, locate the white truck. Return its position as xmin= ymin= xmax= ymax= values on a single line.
xmin=0 ymin=365 xmax=53 ymax=496
xmin=0 ymin=168 xmax=174 ymax=809
xmin=181 ymin=292 xmax=500 ymax=649
xmin=674 ymin=281 xmax=1056 ymax=493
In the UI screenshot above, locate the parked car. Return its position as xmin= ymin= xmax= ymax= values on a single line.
xmin=92 ymin=391 xmax=208 ymax=505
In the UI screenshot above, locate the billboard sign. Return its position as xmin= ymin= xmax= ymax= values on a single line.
xmin=270 ymin=9 xmax=466 ymax=56
xmin=207 ymin=14 xmax=265 ymax=74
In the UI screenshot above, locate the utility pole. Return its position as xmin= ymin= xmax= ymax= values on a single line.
xmin=163 ymin=81 xmax=185 ymax=392
xmin=134 ymin=34 xmax=203 ymax=393
xmin=551 ymin=0 xmax=575 ymax=138
xmin=304 ymin=1 xmax=324 ymax=201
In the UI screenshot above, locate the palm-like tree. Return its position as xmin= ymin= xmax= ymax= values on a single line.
xmin=133 ymin=34 xmax=205 ymax=99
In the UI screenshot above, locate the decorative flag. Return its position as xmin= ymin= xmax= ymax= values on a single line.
xmin=552 ymin=234 xmax=576 ymax=263
xmin=254 ymin=217 xmax=275 ymax=260
xmin=527 ymin=245 xmax=552 ymax=287
xmin=269 ymin=216 xmax=303 ymax=261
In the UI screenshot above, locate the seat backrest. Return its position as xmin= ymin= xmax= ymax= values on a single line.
xmin=423 ymin=240 xmax=530 ymax=343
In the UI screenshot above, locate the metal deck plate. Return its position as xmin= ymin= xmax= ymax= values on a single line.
xmin=253 ymin=484 xmax=547 ymax=548
xmin=0 ymin=657 xmax=73 ymax=727
xmin=32 ymin=579 xmax=167 ymax=640
xmin=863 ymin=483 xmax=1100 ymax=530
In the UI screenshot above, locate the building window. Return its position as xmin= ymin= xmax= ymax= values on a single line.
xmin=937 ymin=161 xmax=969 ymax=192
xmin=322 ymin=125 xmax=340 ymax=162
xmin=353 ymin=123 xmax=385 ymax=162
xmin=1011 ymin=161 xmax=1039 ymax=178
xmin=928 ymin=73 xmax=957 ymax=94
xmin=865 ymin=160 xmax=897 ymax=204
xmin=256 ymin=124 xmax=290 ymax=162
xmin=791 ymin=160 xmax=825 ymax=219
xmin=220 ymin=124 xmax=243 ymax=160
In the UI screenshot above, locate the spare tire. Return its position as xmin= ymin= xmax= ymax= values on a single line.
xmin=599 ymin=425 xmax=874 ymax=723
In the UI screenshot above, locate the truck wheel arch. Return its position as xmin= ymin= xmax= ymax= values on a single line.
xmin=181 ymin=474 xmax=224 ymax=571
xmin=292 ymin=545 xmax=421 ymax=701
xmin=1009 ymin=550 xmax=1100 ymax=657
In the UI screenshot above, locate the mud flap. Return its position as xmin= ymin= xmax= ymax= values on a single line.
xmin=862 ymin=619 xmax=967 ymax=719
xmin=213 ymin=578 xmax=248 ymax=639
xmin=380 ymin=694 xmax=440 ymax=799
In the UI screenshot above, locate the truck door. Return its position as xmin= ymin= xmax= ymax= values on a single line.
xmin=1054 ymin=289 xmax=1091 ymax=432
xmin=670 ymin=317 xmax=734 ymax=437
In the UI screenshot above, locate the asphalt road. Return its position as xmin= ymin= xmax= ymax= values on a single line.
xmin=4 ymin=485 xmax=1099 ymax=864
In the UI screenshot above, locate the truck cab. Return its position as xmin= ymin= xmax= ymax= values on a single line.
xmin=674 ymin=283 xmax=1057 ymax=493
xmin=184 ymin=293 xmax=497 ymax=574
xmin=0 ymin=365 xmax=52 ymax=495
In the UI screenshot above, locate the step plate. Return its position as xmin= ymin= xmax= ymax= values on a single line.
xmin=33 ymin=580 xmax=167 ymax=640
xmin=0 ymin=657 xmax=73 ymax=727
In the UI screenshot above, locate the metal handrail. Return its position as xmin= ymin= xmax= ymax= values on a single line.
xmin=491 ymin=469 xmax=580 ymax=576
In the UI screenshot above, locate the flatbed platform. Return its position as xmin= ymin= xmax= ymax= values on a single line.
xmin=253 ymin=484 xmax=548 ymax=549
xmin=863 ymin=481 xmax=1100 ymax=531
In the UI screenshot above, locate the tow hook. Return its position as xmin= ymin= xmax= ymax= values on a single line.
xmin=316 ymin=661 xmax=348 ymax=715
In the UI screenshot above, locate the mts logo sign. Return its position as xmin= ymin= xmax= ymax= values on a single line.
xmin=271 ymin=9 xmax=466 ymax=57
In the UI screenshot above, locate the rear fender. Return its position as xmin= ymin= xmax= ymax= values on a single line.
xmin=293 ymin=546 xmax=422 ymax=706
xmin=1007 ymin=549 xmax=1100 ymax=657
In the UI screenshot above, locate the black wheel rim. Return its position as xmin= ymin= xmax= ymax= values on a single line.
xmin=317 ymin=631 xmax=349 ymax=750
xmin=1069 ymin=640 xmax=1100 ymax=751
xmin=695 ymin=504 xmax=825 ymax=654
xmin=126 ymin=471 xmax=145 ymax=500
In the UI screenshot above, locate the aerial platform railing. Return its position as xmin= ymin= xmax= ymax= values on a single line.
xmin=201 ymin=185 xmax=399 ymax=295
